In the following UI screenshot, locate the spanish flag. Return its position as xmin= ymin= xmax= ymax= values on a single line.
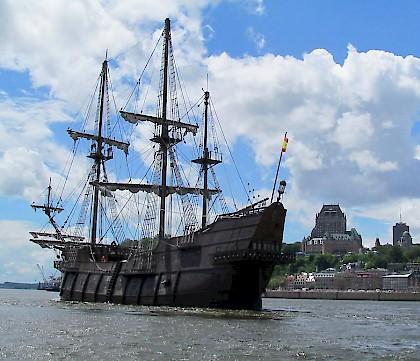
xmin=282 ymin=135 xmax=288 ymax=152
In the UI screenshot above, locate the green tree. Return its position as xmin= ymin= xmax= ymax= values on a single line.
xmin=314 ymin=254 xmax=338 ymax=271
xmin=389 ymin=246 xmax=406 ymax=263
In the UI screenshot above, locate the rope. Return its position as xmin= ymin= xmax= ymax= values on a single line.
xmin=210 ymin=98 xmax=252 ymax=206
xmin=123 ymin=31 xmax=163 ymax=110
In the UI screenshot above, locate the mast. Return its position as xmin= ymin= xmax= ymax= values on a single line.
xmin=158 ymin=18 xmax=170 ymax=239
xmin=31 ymin=179 xmax=63 ymax=227
xmin=90 ymin=59 xmax=108 ymax=246
xmin=192 ymin=90 xmax=222 ymax=228
xmin=202 ymin=91 xmax=210 ymax=228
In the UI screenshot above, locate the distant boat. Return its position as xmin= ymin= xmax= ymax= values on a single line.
xmin=29 ymin=18 xmax=292 ymax=310
xmin=37 ymin=276 xmax=61 ymax=292
xmin=36 ymin=264 xmax=60 ymax=292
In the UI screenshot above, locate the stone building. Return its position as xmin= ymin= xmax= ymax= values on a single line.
xmin=314 ymin=271 xmax=336 ymax=289
xmin=310 ymin=204 xmax=346 ymax=238
xmin=302 ymin=204 xmax=363 ymax=255
xmin=334 ymin=269 xmax=386 ymax=290
xmin=397 ymin=231 xmax=413 ymax=247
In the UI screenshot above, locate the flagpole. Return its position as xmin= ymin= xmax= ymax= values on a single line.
xmin=270 ymin=131 xmax=287 ymax=203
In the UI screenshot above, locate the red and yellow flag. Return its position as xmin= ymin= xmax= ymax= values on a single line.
xmin=281 ymin=135 xmax=288 ymax=152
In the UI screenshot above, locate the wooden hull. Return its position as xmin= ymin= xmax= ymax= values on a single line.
xmin=58 ymin=203 xmax=290 ymax=310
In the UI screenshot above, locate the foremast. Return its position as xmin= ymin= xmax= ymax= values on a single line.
xmin=66 ymin=56 xmax=129 ymax=247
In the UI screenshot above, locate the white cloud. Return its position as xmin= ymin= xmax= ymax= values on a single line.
xmin=0 ymin=220 xmax=57 ymax=283
xmin=415 ymin=145 xmax=420 ymax=160
xmin=354 ymin=197 xmax=420 ymax=243
xmin=0 ymin=0 xmax=213 ymax=107
xmin=254 ymin=0 xmax=265 ymax=15
xmin=349 ymin=150 xmax=398 ymax=173
xmin=0 ymin=94 xmax=90 ymax=202
xmin=332 ymin=112 xmax=374 ymax=150
xmin=1 ymin=0 xmax=420 ymax=251
xmin=206 ymin=47 xmax=420 ymax=216
xmin=246 ymin=27 xmax=266 ymax=51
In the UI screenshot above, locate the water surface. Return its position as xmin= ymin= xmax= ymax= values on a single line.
xmin=0 ymin=289 xmax=418 ymax=360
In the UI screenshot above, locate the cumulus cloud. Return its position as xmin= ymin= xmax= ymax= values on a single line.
xmin=349 ymin=150 xmax=398 ymax=173
xmin=205 ymin=47 xmax=420 ymax=215
xmin=0 ymin=0 xmax=212 ymax=107
xmin=0 ymin=220 xmax=57 ymax=283
xmin=0 ymin=94 xmax=91 ymax=202
xmin=355 ymin=197 xmax=420 ymax=242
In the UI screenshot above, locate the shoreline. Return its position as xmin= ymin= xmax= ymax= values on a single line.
xmin=264 ymin=289 xmax=420 ymax=301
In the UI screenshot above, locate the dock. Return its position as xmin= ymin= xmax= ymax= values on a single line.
xmin=264 ymin=289 xmax=420 ymax=301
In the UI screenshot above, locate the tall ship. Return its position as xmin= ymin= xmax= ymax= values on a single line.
xmin=30 ymin=18 xmax=292 ymax=310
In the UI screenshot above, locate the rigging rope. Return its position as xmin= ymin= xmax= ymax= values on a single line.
xmin=210 ymin=98 xmax=252 ymax=207
xmin=123 ymin=31 xmax=163 ymax=110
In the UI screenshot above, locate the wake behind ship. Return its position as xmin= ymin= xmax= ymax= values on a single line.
xmin=30 ymin=18 xmax=292 ymax=310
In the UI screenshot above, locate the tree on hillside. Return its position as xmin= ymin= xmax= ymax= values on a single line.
xmin=314 ymin=254 xmax=338 ymax=271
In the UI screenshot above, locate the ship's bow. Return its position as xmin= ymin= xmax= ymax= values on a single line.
xmin=212 ymin=202 xmax=292 ymax=310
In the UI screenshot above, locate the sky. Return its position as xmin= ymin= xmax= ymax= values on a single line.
xmin=2 ymin=0 xmax=420 ymax=282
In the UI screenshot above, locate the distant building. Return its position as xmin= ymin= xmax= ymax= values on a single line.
xmin=310 ymin=204 xmax=346 ymax=238
xmin=407 ymin=263 xmax=420 ymax=272
xmin=314 ymin=270 xmax=336 ymax=289
xmin=287 ymin=273 xmax=311 ymax=289
xmin=383 ymin=272 xmax=420 ymax=291
xmin=398 ymin=231 xmax=413 ymax=247
xmin=302 ymin=204 xmax=363 ymax=255
xmin=334 ymin=269 xmax=386 ymax=290
xmin=393 ymin=222 xmax=409 ymax=246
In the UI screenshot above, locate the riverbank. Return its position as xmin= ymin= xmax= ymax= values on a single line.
xmin=265 ymin=289 xmax=420 ymax=301
xmin=0 ymin=282 xmax=37 ymax=290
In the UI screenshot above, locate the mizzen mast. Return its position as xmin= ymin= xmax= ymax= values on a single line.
xmin=192 ymin=90 xmax=222 ymax=228
xmin=31 ymin=178 xmax=64 ymax=238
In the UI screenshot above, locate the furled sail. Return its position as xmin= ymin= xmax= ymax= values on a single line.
xmin=67 ymin=129 xmax=130 ymax=154
xmin=120 ymin=111 xmax=198 ymax=135
xmin=92 ymin=181 xmax=220 ymax=199
xmin=29 ymin=231 xmax=85 ymax=241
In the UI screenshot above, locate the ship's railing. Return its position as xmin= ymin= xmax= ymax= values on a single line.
xmin=213 ymin=248 xmax=295 ymax=265
xmin=218 ymin=206 xmax=267 ymax=220
xmin=127 ymin=250 xmax=155 ymax=273
xmin=55 ymin=247 xmax=80 ymax=270
xmin=177 ymin=225 xmax=196 ymax=246
xmin=250 ymin=241 xmax=282 ymax=253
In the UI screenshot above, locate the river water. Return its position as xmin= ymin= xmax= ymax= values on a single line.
xmin=0 ymin=289 xmax=418 ymax=361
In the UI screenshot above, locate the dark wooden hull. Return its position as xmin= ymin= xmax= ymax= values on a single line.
xmin=58 ymin=203 xmax=290 ymax=310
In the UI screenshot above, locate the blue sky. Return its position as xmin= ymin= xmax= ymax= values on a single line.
xmin=1 ymin=0 xmax=420 ymax=282
xmin=206 ymin=1 xmax=420 ymax=61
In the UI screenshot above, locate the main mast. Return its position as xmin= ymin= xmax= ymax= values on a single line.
xmin=159 ymin=18 xmax=171 ymax=239
xmin=90 ymin=59 xmax=108 ymax=245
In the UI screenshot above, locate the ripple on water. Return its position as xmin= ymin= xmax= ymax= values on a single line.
xmin=1 ymin=290 xmax=419 ymax=361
